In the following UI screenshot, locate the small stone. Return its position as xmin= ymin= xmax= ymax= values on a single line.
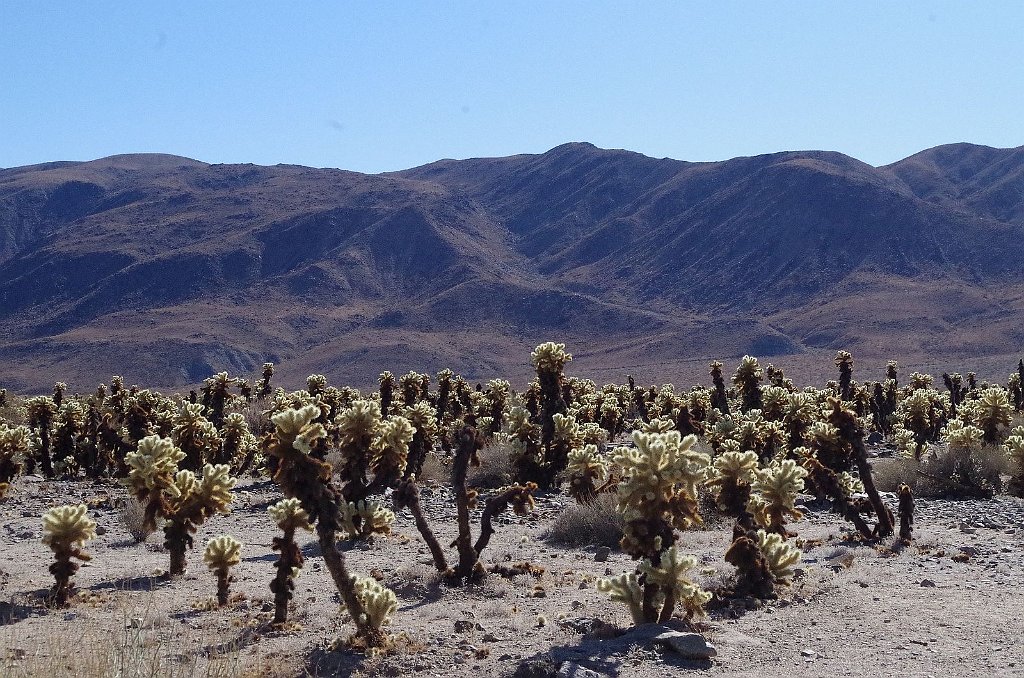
xmin=919 ymin=579 xmax=937 ymax=588
xmin=454 ymin=619 xmax=475 ymax=633
xmin=959 ymin=523 xmax=977 ymax=534
xmin=653 ymin=631 xmax=717 ymax=659
xmin=557 ymin=662 xmax=604 ymax=678
xmin=800 ymin=648 xmax=817 ymax=657
xmin=95 ymin=525 xmax=107 ymax=536
xmin=594 ymin=546 xmax=611 ymax=562
xmin=482 ymin=633 xmax=500 ymax=643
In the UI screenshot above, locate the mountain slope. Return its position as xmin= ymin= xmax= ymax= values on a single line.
xmin=1 ymin=142 xmax=1023 ymax=391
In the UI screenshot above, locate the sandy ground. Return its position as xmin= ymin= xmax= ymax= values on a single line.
xmin=1 ymin=473 xmax=1022 ymax=678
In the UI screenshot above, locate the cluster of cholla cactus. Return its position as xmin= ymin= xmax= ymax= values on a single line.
xmin=598 ymin=430 xmax=712 ymax=624
xmin=124 ymin=435 xmax=236 ymax=574
xmin=41 ymin=504 xmax=96 ymax=606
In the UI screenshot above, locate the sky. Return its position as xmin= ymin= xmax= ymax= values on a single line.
xmin=2 ymin=2 xmax=1023 ymax=173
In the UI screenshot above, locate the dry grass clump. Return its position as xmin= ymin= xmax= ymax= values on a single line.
xmin=0 ymin=604 xmax=263 ymax=678
xmin=466 ymin=438 xmax=513 ymax=489
xmin=543 ymin=493 xmax=624 ymax=548
xmin=117 ymin=496 xmax=153 ymax=543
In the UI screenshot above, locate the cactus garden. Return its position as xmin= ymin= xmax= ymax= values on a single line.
xmin=1 ymin=350 xmax=1023 ymax=677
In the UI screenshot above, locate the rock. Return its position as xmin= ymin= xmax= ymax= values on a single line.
xmin=958 ymin=546 xmax=979 ymax=557
xmin=919 ymin=579 xmax=937 ymax=588
xmin=653 ymin=631 xmax=717 ymax=659
xmin=95 ymin=525 xmax=107 ymax=536
xmin=513 ymin=658 xmax=558 ymax=678
xmin=594 ymin=547 xmax=611 ymax=562
xmin=959 ymin=523 xmax=977 ymax=534
xmin=557 ymin=662 xmax=605 ymax=678
xmin=482 ymin=633 xmax=500 ymax=643
xmin=800 ymin=648 xmax=817 ymax=657
xmin=454 ymin=619 xmax=475 ymax=633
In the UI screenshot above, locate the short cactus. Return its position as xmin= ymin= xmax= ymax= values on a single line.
xmin=268 ymin=498 xmax=313 ymax=624
xmin=747 ymin=459 xmax=807 ymax=536
xmin=203 ymin=535 xmax=242 ymax=606
xmin=41 ymin=504 xmax=96 ymax=606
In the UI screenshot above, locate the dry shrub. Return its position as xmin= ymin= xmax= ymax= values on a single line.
xmin=414 ymin=451 xmax=448 ymax=484
xmin=543 ymin=493 xmax=624 ymax=548
xmin=466 ymin=439 xmax=512 ymax=490
xmin=874 ymin=446 xmax=1009 ymax=498
xmin=118 ymin=496 xmax=153 ymax=543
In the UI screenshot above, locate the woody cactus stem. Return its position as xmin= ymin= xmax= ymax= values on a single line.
xmin=268 ymin=498 xmax=312 ymax=624
xmin=393 ymin=479 xmax=449 ymax=574
xmin=829 ymin=401 xmax=894 ymax=539
xmin=898 ymin=483 xmax=914 ymax=544
xmin=452 ymin=426 xmax=484 ymax=580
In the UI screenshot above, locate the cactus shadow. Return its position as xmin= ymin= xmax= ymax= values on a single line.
xmin=0 ymin=599 xmax=39 ymax=626
xmin=90 ymin=573 xmax=171 ymax=592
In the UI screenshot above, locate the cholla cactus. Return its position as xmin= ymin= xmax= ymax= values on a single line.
xmin=614 ymin=431 xmax=709 ymax=555
xmin=340 ymin=500 xmax=396 ymax=539
xmin=267 ymin=404 xmax=383 ymax=647
xmin=603 ymin=430 xmax=709 ymax=626
xmin=26 ymin=396 xmax=57 ymax=477
xmin=258 ymin=363 xmax=275 ymax=399
xmin=709 ymin=361 xmax=730 ymax=415
xmin=307 ymin=374 xmax=328 ymax=397
xmin=530 ymin=342 xmax=572 ymax=486
xmin=1005 ymin=431 xmax=1024 ymax=496
xmin=125 ymin=435 xmax=187 ymax=535
xmin=352 ymin=575 xmax=397 ymax=637
xmin=705 ymin=449 xmax=759 ymax=515
xmin=724 ymin=526 xmax=800 ymax=599
xmin=566 ymin=444 xmax=607 ymax=503
xmin=203 ymin=372 xmax=237 ymax=428
xmin=732 ymin=356 xmax=763 ymax=413
xmin=402 ymin=401 xmax=437 ymax=480
xmin=41 ymin=504 xmax=96 ymax=606
xmin=173 ymin=402 xmax=222 ymax=471
xmin=219 ymin=412 xmax=257 ymax=469
xmin=599 ymin=546 xmax=710 ymax=624
xmin=974 ymin=387 xmax=1013 ymax=445
xmin=835 ymin=351 xmax=854 ymax=401
xmin=203 ymin=535 xmax=242 ymax=606
xmin=0 ymin=424 xmax=31 ymax=499
xmin=747 ymin=459 xmax=807 ymax=536
xmin=163 ymin=464 xmax=237 ymax=575
xmin=268 ymin=498 xmax=313 ymax=624
xmin=754 ymin=530 xmax=800 ymax=585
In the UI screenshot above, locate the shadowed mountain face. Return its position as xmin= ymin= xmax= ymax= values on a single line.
xmin=1 ymin=143 xmax=1023 ymax=392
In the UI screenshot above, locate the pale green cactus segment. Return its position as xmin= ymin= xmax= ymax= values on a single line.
xmin=566 ymin=444 xmax=607 ymax=484
xmin=203 ymin=534 xmax=242 ymax=570
xmin=352 ymin=575 xmax=397 ymax=630
xmin=125 ymin=435 xmax=186 ymax=492
xmin=340 ymin=500 xmax=395 ymax=538
xmin=268 ymin=497 xmax=313 ymax=532
xmin=42 ymin=504 xmax=97 ymax=550
xmin=707 ymin=450 xmax=759 ymax=487
xmin=754 ymin=529 xmax=801 ymax=585
xmin=747 ymin=459 xmax=807 ymax=529
xmin=596 ymin=572 xmax=646 ymax=624
xmin=531 ymin=342 xmax=572 ymax=372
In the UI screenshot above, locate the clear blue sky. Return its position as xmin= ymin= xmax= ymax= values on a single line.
xmin=2 ymin=2 xmax=1022 ymax=172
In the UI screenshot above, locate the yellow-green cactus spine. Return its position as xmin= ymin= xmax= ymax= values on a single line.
xmin=42 ymin=504 xmax=96 ymax=607
xmin=203 ymin=534 xmax=242 ymax=605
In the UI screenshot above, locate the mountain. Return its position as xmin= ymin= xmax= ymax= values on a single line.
xmin=1 ymin=142 xmax=1023 ymax=392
